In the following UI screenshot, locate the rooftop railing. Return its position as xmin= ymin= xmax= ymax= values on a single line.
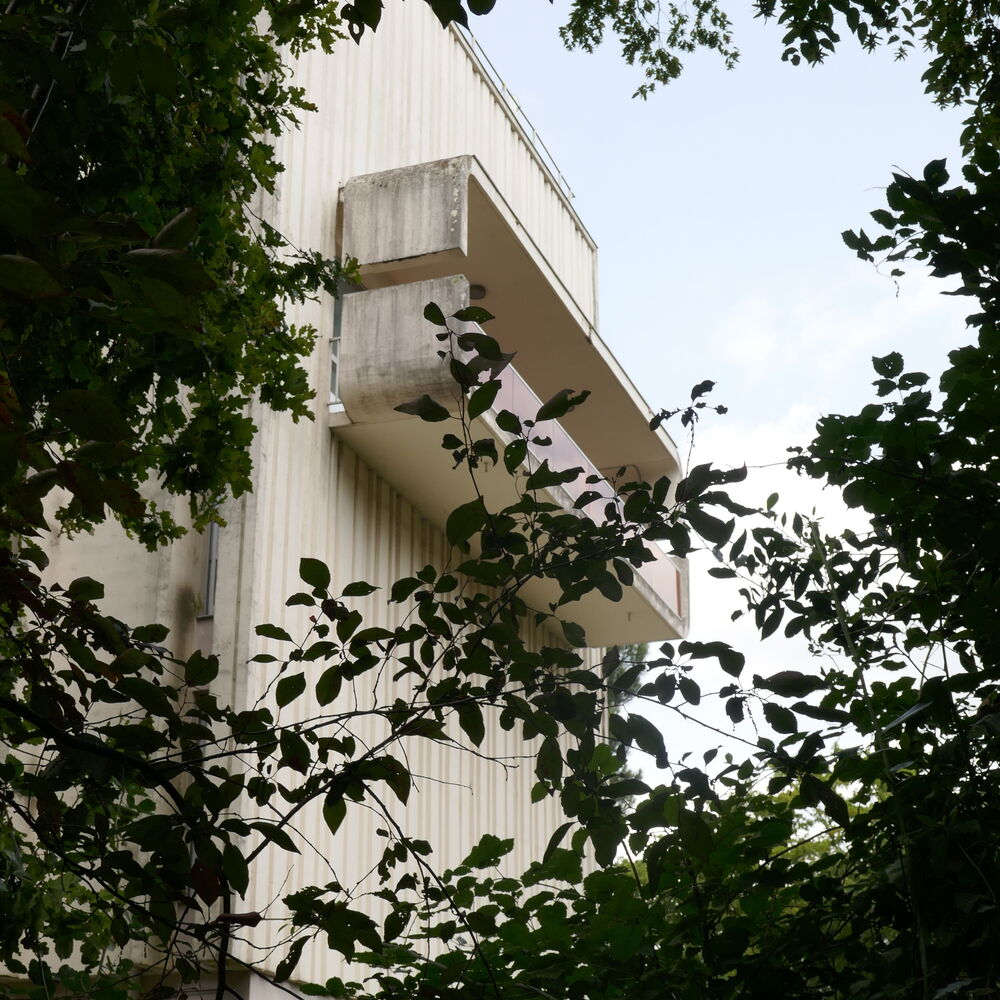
xmin=455 ymin=27 xmax=577 ymax=204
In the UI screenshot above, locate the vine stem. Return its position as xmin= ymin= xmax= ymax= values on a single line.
xmin=215 ymin=887 xmax=232 ymax=1000
xmin=810 ymin=523 xmax=930 ymax=1000
xmin=367 ymin=790 xmax=504 ymax=1000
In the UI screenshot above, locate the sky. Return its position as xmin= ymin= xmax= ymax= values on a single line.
xmin=466 ymin=2 xmax=972 ymax=762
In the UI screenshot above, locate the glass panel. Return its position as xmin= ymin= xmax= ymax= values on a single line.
xmin=330 ymin=295 xmax=343 ymax=403
xmin=200 ymin=521 xmax=219 ymax=619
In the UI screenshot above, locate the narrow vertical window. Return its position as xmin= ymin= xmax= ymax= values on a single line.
xmin=329 ymin=324 xmax=342 ymax=404
xmin=330 ymin=280 xmax=361 ymax=407
xmin=200 ymin=521 xmax=219 ymax=619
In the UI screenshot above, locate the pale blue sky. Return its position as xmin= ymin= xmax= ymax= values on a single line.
xmin=469 ymin=3 xmax=968 ymax=426
xmin=467 ymin=3 xmax=972 ymax=758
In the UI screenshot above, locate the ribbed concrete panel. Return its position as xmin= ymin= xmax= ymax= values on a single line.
xmin=229 ymin=435 xmax=597 ymax=985
xmin=37 ymin=9 xmax=623 ymax=989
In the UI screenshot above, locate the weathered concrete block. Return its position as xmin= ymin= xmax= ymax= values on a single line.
xmin=342 ymin=157 xmax=470 ymax=267
xmin=339 ymin=275 xmax=469 ymax=423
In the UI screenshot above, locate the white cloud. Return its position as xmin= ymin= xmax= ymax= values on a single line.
xmin=707 ymin=267 xmax=969 ymax=409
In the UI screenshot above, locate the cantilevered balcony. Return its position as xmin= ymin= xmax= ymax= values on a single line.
xmin=331 ymin=157 xmax=688 ymax=645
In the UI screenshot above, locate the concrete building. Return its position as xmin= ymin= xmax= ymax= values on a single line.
xmin=42 ymin=6 xmax=688 ymax=995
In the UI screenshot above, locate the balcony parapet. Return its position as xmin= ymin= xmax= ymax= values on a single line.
xmin=338 ymin=276 xmax=467 ymax=424
xmin=489 ymin=355 xmax=685 ymax=628
xmin=339 ymin=155 xmax=682 ymax=489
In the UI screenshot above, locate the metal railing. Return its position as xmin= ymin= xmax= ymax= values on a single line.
xmin=457 ymin=27 xmax=576 ymax=203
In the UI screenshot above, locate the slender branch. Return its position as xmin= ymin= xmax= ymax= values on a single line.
xmin=0 ymin=692 xmax=189 ymax=817
xmin=215 ymin=887 xmax=233 ymax=1000
xmin=810 ymin=523 xmax=930 ymax=1000
xmin=367 ymin=788 xmax=504 ymax=1000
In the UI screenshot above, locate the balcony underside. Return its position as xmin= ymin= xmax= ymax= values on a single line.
xmin=334 ymin=413 xmax=685 ymax=647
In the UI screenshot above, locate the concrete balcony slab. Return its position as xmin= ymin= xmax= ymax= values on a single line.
xmin=333 ymin=277 xmax=688 ymax=646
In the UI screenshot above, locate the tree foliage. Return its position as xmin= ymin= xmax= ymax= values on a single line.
xmin=0 ymin=0 xmax=359 ymax=552
xmin=0 ymin=304 xmax=749 ymax=998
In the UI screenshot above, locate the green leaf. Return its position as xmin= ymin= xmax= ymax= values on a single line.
xmin=792 ymin=701 xmax=851 ymax=724
xmin=676 ymin=809 xmax=713 ymax=862
xmin=872 ymin=351 xmax=904 ymax=378
xmin=256 ymin=623 xmax=293 ymax=642
xmin=604 ymin=778 xmax=651 ymax=797
xmin=468 ymin=379 xmax=501 ymax=419
xmin=342 ymin=580 xmax=377 ymax=597
xmin=250 ymin=822 xmax=299 ymax=854
xmin=122 ymin=248 xmax=216 ymax=293
xmin=102 ymin=478 xmax=146 ymax=517
xmin=446 ymin=497 xmax=487 ymax=546
xmin=423 ymin=301 xmax=447 ymax=326
xmin=757 ymin=670 xmax=826 ymax=698
xmin=453 ymin=305 xmax=494 ymax=323
xmin=0 ymin=117 xmax=29 ymax=162
xmin=525 ymin=458 xmax=581 ymax=491
xmin=352 ymin=0 xmax=383 ymax=29
xmin=389 ymin=577 xmax=422 ymax=603
xmin=135 ymin=39 xmax=178 ymax=98
xmin=394 ymin=394 xmax=451 ymax=422
xmin=300 ymin=557 xmax=331 ymax=591
xmin=676 ymin=463 xmax=715 ymax=502
xmin=536 ymin=735 xmax=563 ymax=783
xmin=496 ymin=410 xmax=521 ymax=434
xmin=152 ymin=207 xmax=199 ymax=249
xmin=763 ymin=702 xmax=798 ymax=734
xmin=336 ymin=610 xmax=362 ymax=643
xmin=383 ymin=908 xmax=407 ymax=943
xmin=561 ymin=619 xmax=586 ymax=648
xmin=0 ymin=254 xmax=62 ymax=298
xmin=222 ymin=842 xmax=250 ymax=896
xmin=275 ymin=672 xmax=306 ymax=707
xmin=536 ymin=388 xmax=590 ymax=422
xmin=275 ymin=937 xmax=308 ymax=983
xmin=185 ymin=652 xmax=219 ymax=686
xmin=51 ymin=390 xmax=133 ymax=442
xmin=503 ymin=438 xmax=528 ymax=475
xmin=687 ymin=506 xmax=734 ymax=546
xmin=316 ymin=666 xmax=342 ymax=706
xmin=463 ymin=833 xmax=514 ymax=868
xmin=629 ymin=713 xmax=666 ymax=759
xmin=132 ymin=623 xmax=169 ymax=643
xmin=718 ymin=646 xmax=745 ymax=676
xmin=280 ymin=729 xmax=310 ymax=773
xmin=67 ymin=576 xmax=104 ymax=602
xmin=371 ymin=756 xmax=411 ymax=804
xmin=458 ymin=701 xmax=485 ymax=746
xmin=189 ymin=859 xmax=221 ymax=906
xmin=678 ymin=677 xmax=701 ymax=705
xmin=542 ymin=821 xmax=573 ymax=862
xmin=817 ymin=782 xmax=850 ymax=827
xmin=759 ymin=607 xmax=784 ymax=639
xmin=426 ymin=0 xmax=468 ymax=27
xmin=753 ymin=817 xmax=793 ymax=847
xmin=323 ymin=792 xmax=347 ymax=836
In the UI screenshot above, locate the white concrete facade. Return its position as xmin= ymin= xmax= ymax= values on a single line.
xmin=40 ymin=6 xmax=688 ymax=995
